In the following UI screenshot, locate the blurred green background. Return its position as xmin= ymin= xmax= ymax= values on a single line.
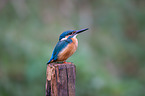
xmin=0 ymin=0 xmax=145 ymax=96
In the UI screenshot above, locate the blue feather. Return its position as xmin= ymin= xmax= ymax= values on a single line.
xmin=59 ymin=30 xmax=75 ymax=40
xmin=47 ymin=38 xmax=72 ymax=64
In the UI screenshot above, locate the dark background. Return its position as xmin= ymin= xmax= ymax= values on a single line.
xmin=0 ymin=0 xmax=145 ymax=96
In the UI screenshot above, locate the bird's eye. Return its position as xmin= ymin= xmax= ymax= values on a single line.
xmin=72 ymin=31 xmax=76 ymax=34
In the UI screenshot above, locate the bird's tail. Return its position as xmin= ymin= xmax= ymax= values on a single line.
xmin=47 ymin=58 xmax=54 ymax=64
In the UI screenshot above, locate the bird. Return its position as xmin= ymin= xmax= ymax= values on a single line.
xmin=47 ymin=28 xmax=89 ymax=64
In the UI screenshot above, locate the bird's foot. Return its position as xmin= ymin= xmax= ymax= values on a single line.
xmin=63 ymin=61 xmax=72 ymax=64
xmin=54 ymin=61 xmax=64 ymax=64
xmin=53 ymin=61 xmax=72 ymax=64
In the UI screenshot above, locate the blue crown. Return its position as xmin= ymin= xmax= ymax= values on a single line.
xmin=59 ymin=30 xmax=75 ymax=41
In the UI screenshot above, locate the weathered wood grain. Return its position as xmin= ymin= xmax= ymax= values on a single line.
xmin=46 ymin=63 xmax=76 ymax=96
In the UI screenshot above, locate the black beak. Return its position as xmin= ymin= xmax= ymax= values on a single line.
xmin=76 ymin=28 xmax=89 ymax=34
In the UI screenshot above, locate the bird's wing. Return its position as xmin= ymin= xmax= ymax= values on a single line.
xmin=47 ymin=39 xmax=72 ymax=64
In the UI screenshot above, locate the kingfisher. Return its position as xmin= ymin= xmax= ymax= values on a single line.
xmin=47 ymin=28 xmax=89 ymax=64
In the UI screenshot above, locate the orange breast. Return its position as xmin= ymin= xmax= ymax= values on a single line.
xmin=57 ymin=38 xmax=78 ymax=61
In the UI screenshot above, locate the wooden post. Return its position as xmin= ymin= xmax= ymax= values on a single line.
xmin=46 ymin=63 xmax=76 ymax=96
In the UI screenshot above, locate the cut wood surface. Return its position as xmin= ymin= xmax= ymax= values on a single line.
xmin=46 ymin=63 xmax=76 ymax=96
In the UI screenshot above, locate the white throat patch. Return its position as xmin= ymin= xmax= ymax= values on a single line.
xmin=73 ymin=34 xmax=78 ymax=38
